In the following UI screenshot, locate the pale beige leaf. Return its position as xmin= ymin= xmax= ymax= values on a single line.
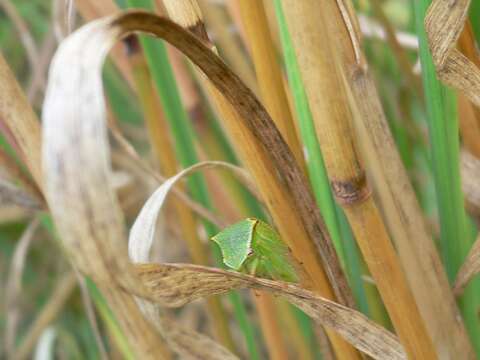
xmin=43 ymin=16 xmax=148 ymax=297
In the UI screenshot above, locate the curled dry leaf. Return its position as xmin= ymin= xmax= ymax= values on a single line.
xmin=43 ymin=10 xmax=405 ymax=360
xmin=128 ymin=162 xmax=245 ymax=360
xmin=425 ymin=0 xmax=480 ymax=108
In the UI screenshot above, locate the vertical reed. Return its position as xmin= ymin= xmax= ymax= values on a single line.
xmin=280 ymin=0 xmax=436 ymax=357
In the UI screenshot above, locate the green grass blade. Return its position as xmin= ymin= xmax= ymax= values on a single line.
xmin=470 ymin=3 xmax=480 ymax=40
xmin=413 ymin=0 xmax=480 ymax=354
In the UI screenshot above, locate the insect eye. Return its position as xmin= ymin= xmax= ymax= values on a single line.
xmin=247 ymin=248 xmax=254 ymax=257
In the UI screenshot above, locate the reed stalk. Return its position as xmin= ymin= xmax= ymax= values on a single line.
xmin=272 ymin=0 xmax=374 ymax=316
xmin=275 ymin=300 xmax=315 ymax=360
xmin=196 ymin=0 xmax=257 ymax=92
xmin=458 ymin=21 xmax=480 ymax=158
xmin=230 ymin=7 xmax=317 ymax=355
xmin=160 ymin=4 xmax=302 ymax=357
xmin=253 ymin=291 xmax=289 ymax=360
xmin=161 ymin=1 xmax=360 ymax=358
xmin=236 ymin=0 xmax=304 ymax=166
xmin=280 ymin=1 xmax=436 ymax=357
xmin=0 ymin=54 xmax=42 ymax=187
xmin=304 ymin=0 xmax=474 ymax=356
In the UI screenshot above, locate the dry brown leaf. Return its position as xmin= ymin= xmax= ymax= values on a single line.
xmin=425 ymin=0 xmax=480 ymax=108
xmin=135 ymin=263 xmax=405 ymax=360
xmin=42 ymin=10 xmax=405 ymax=359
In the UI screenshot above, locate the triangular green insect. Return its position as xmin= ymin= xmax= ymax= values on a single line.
xmin=212 ymin=218 xmax=256 ymax=270
xmin=213 ymin=218 xmax=298 ymax=282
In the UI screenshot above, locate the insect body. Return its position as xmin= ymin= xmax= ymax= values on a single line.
xmin=212 ymin=218 xmax=297 ymax=282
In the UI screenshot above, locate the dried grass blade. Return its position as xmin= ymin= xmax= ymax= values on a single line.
xmin=425 ymin=0 xmax=480 ymax=108
xmin=0 ymin=54 xmax=42 ymax=187
xmin=454 ymin=233 xmax=480 ymax=295
xmin=135 ymin=263 xmax=405 ymax=360
xmin=43 ymin=17 xmax=148 ymax=296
